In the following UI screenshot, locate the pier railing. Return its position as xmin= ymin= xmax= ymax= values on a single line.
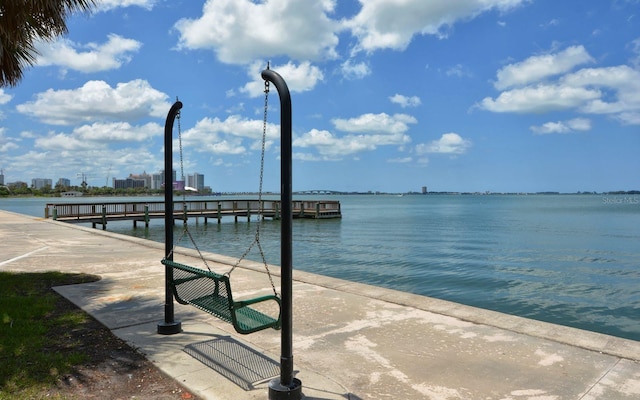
xmin=44 ymin=199 xmax=340 ymax=229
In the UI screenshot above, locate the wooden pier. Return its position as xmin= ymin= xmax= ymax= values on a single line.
xmin=44 ymin=199 xmax=341 ymax=229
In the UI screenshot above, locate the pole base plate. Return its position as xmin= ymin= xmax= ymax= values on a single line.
xmin=157 ymin=321 xmax=182 ymax=335
xmin=268 ymin=378 xmax=302 ymax=399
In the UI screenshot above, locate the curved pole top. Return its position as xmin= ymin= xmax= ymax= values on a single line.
xmin=164 ymin=100 xmax=183 ymax=132
xmin=261 ymin=69 xmax=291 ymax=108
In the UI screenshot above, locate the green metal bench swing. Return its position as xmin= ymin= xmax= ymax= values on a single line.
xmin=161 ymin=89 xmax=281 ymax=335
xmin=161 ymin=258 xmax=281 ymax=335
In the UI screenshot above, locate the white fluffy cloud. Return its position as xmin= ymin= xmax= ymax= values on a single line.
xmin=180 ymin=115 xmax=280 ymax=156
xmin=33 ymin=122 xmax=162 ymax=154
xmin=530 ymin=118 xmax=592 ymax=135
xmin=97 ymin=0 xmax=157 ymax=11
xmin=175 ymin=0 xmax=527 ymax=68
xmin=480 ymin=46 xmax=640 ymax=124
xmin=344 ymin=0 xmax=527 ymax=53
xmin=341 ymin=60 xmax=372 ymax=80
xmin=16 ymin=80 xmax=170 ymax=125
xmin=294 ymin=129 xmax=377 ymax=158
xmin=417 ymin=133 xmax=471 ymax=155
xmin=175 ymin=0 xmax=339 ymax=64
xmin=0 ymin=89 xmax=12 ymax=119
xmin=389 ymin=94 xmax=421 ymax=108
xmin=480 ymin=84 xmax=601 ymax=113
xmin=35 ymin=133 xmax=97 ymax=151
xmin=494 ymin=45 xmax=594 ymax=90
xmin=0 ymin=128 xmax=19 ymax=153
xmin=294 ymin=113 xmax=414 ymax=159
xmin=0 ymin=89 xmax=12 ymax=105
xmin=563 ymin=66 xmax=640 ymax=120
xmin=74 ymin=122 xmax=161 ymax=143
xmin=332 ymin=113 xmax=416 ymax=134
xmin=35 ymin=34 xmax=142 ymax=73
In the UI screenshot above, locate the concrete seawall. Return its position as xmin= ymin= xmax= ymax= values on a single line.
xmin=1 ymin=210 xmax=638 ymax=399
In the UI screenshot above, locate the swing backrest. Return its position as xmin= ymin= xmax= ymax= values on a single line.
xmin=166 ymin=259 xmax=233 ymax=312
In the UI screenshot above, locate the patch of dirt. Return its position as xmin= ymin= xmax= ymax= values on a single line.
xmin=44 ymin=281 xmax=199 ymax=399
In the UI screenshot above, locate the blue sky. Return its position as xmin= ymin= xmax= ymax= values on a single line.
xmin=1 ymin=0 xmax=639 ymax=193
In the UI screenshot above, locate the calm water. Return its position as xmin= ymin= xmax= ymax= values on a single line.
xmin=2 ymin=194 xmax=639 ymax=341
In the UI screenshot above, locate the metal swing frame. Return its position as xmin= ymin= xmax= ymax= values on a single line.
xmin=158 ymin=95 xmax=280 ymax=335
xmin=157 ymin=67 xmax=301 ymax=398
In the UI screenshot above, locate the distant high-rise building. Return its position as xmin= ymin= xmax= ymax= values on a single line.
xmin=422 ymin=186 xmax=428 ymax=194
xmin=128 ymin=171 xmax=152 ymax=188
xmin=186 ymin=174 xmax=195 ymax=190
xmin=32 ymin=178 xmax=52 ymax=189
xmin=57 ymin=178 xmax=71 ymax=188
xmin=151 ymin=172 xmax=163 ymax=190
xmin=0 ymin=169 xmax=4 ymax=186
xmin=187 ymin=172 xmax=205 ymax=191
xmin=113 ymin=177 xmax=146 ymax=189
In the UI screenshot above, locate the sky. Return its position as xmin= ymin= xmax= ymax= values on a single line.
xmin=1 ymin=0 xmax=639 ymax=194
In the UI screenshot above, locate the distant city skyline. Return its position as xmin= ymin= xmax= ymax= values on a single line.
xmin=1 ymin=167 xmax=637 ymax=194
xmin=1 ymin=169 xmax=207 ymax=191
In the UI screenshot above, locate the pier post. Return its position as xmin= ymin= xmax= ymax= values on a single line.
xmin=52 ymin=206 xmax=57 ymax=220
xmin=101 ymin=205 xmax=107 ymax=230
xmin=262 ymin=68 xmax=302 ymax=399
xmin=144 ymin=204 xmax=150 ymax=228
xmin=217 ymin=203 xmax=222 ymax=224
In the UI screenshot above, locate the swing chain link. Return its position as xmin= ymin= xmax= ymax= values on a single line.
xmin=260 ymin=79 xmax=279 ymax=297
xmin=226 ymin=77 xmax=279 ymax=298
xmin=169 ymin=81 xmax=277 ymax=296
xmin=258 ymin=78 xmax=269 ymax=208
xmin=173 ymin=103 xmax=212 ymax=272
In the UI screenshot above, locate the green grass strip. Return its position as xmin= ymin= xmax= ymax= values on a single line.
xmin=0 ymin=271 xmax=99 ymax=398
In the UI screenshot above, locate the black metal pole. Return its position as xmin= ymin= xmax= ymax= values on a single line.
xmin=158 ymin=100 xmax=182 ymax=335
xmin=262 ymin=69 xmax=302 ymax=399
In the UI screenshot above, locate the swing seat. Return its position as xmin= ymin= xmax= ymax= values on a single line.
xmin=162 ymin=259 xmax=282 ymax=334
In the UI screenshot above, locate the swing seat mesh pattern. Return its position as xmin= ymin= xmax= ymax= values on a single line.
xmin=162 ymin=259 xmax=281 ymax=334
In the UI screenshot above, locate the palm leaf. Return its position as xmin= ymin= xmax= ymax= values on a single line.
xmin=0 ymin=0 xmax=97 ymax=87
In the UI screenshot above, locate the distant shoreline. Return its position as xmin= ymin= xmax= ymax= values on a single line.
xmin=1 ymin=189 xmax=639 ymax=199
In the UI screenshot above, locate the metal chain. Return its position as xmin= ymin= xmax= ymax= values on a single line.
xmin=226 ymin=77 xmax=278 ymax=297
xmin=174 ymin=102 xmax=212 ymax=272
xmin=257 ymin=82 xmax=268 ymax=209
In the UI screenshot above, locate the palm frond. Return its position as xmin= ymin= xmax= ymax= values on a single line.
xmin=0 ymin=0 xmax=98 ymax=87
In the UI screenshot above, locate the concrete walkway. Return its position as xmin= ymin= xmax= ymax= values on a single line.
xmin=1 ymin=210 xmax=639 ymax=399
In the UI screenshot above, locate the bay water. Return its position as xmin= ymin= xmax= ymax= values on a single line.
xmin=2 ymin=194 xmax=639 ymax=341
